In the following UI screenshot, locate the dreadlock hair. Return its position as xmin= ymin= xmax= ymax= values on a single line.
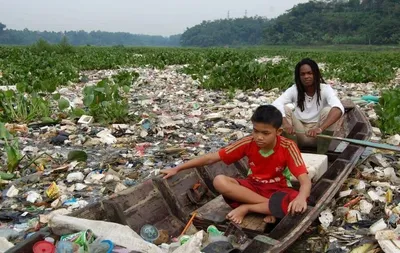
xmin=294 ymin=58 xmax=325 ymax=112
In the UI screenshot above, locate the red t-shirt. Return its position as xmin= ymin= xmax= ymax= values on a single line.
xmin=218 ymin=135 xmax=308 ymax=187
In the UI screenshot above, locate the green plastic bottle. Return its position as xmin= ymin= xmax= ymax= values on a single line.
xmin=207 ymin=225 xmax=223 ymax=236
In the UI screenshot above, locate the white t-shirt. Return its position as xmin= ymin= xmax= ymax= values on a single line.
xmin=272 ymin=84 xmax=345 ymax=123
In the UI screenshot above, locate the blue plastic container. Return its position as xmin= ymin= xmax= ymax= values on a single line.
xmin=140 ymin=224 xmax=159 ymax=243
xmin=361 ymin=95 xmax=380 ymax=103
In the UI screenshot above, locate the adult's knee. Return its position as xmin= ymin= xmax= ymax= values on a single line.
xmin=213 ymin=175 xmax=230 ymax=192
xmin=319 ymin=107 xmax=339 ymax=131
xmin=320 ymin=107 xmax=332 ymax=116
xmin=284 ymin=104 xmax=295 ymax=116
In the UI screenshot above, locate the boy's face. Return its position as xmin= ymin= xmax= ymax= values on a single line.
xmin=252 ymin=122 xmax=282 ymax=150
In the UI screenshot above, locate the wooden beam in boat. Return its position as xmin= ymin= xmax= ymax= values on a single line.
xmin=102 ymin=199 xmax=131 ymax=227
xmin=152 ymin=176 xmax=188 ymax=222
xmin=193 ymin=195 xmax=268 ymax=233
xmin=242 ymin=206 xmax=313 ymax=253
xmin=194 ymin=195 xmax=231 ymax=224
xmin=240 ymin=214 xmax=268 ymax=232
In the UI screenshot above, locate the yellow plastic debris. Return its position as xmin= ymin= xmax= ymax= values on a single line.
xmin=386 ymin=189 xmax=393 ymax=204
xmin=349 ymin=243 xmax=374 ymax=253
xmin=45 ymin=182 xmax=60 ymax=199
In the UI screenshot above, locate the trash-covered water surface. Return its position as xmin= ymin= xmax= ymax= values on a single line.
xmin=0 ymin=60 xmax=399 ymax=252
xmin=288 ymin=149 xmax=400 ymax=253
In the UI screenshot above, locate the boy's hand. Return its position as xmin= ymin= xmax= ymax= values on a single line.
xmin=287 ymin=196 xmax=307 ymax=215
xmin=160 ymin=167 xmax=180 ymax=179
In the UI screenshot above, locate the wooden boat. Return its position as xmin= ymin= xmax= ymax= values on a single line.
xmin=7 ymin=100 xmax=372 ymax=253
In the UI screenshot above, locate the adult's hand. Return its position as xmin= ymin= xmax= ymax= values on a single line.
xmin=306 ymin=127 xmax=322 ymax=138
xmin=283 ymin=123 xmax=296 ymax=135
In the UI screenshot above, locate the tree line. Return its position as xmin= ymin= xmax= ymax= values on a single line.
xmin=1 ymin=0 xmax=399 ymax=47
xmin=0 ymin=23 xmax=180 ymax=46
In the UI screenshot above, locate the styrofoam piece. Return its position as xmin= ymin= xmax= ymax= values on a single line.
xmin=78 ymin=115 xmax=94 ymax=125
xmin=319 ymin=209 xmax=333 ymax=228
xmin=291 ymin=153 xmax=328 ymax=182
xmin=370 ymin=218 xmax=387 ymax=234
xmin=378 ymin=239 xmax=400 ymax=253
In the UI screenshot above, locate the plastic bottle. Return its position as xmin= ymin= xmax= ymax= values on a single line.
xmin=88 ymin=240 xmax=113 ymax=253
xmin=361 ymin=95 xmax=379 ymax=103
xmin=206 ymin=225 xmax=223 ymax=236
xmin=55 ymin=241 xmax=74 ymax=253
xmin=179 ymin=235 xmax=191 ymax=245
xmin=206 ymin=225 xmax=228 ymax=243
xmin=140 ymin=224 xmax=159 ymax=242
xmin=45 ymin=237 xmax=55 ymax=244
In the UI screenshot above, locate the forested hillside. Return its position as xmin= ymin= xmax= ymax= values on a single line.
xmin=264 ymin=0 xmax=400 ymax=45
xmin=181 ymin=0 xmax=400 ymax=46
xmin=180 ymin=17 xmax=268 ymax=47
xmin=0 ymin=23 xmax=180 ymax=46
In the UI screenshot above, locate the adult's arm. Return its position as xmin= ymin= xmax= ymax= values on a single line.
xmin=321 ymin=85 xmax=344 ymax=130
xmin=271 ymin=85 xmax=296 ymax=118
xmin=320 ymin=107 xmax=342 ymax=131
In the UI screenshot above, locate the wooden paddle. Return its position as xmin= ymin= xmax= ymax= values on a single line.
xmin=316 ymin=134 xmax=400 ymax=153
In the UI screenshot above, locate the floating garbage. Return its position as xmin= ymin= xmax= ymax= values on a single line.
xmin=0 ymin=61 xmax=399 ymax=253
xmin=140 ymin=224 xmax=160 ymax=243
xmin=319 ymin=209 xmax=334 ymax=229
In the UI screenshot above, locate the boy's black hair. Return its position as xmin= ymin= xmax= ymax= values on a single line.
xmin=251 ymin=105 xmax=282 ymax=129
xmin=294 ymin=58 xmax=325 ymax=111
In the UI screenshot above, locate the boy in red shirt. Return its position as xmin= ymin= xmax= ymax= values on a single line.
xmin=161 ymin=105 xmax=311 ymax=224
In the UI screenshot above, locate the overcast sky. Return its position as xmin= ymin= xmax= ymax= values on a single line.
xmin=0 ymin=0 xmax=309 ymax=36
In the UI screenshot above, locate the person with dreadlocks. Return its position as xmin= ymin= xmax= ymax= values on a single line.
xmin=272 ymin=58 xmax=344 ymax=153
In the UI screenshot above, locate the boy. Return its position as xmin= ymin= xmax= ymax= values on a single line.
xmin=160 ymin=105 xmax=311 ymax=224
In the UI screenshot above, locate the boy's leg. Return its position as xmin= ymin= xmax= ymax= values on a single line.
xmin=269 ymin=189 xmax=303 ymax=218
xmin=213 ymin=175 xmax=274 ymax=224
xmin=224 ymin=185 xmax=303 ymax=224
xmin=213 ymin=175 xmax=268 ymax=204
xmin=227 ymin=202 xmax=273 ymax=224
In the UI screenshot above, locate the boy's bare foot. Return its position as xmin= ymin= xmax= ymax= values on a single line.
xmin=226 ymin=205 xmax=249 ymax=224
xmin=263 ymin=215 xmax=276 ymax=223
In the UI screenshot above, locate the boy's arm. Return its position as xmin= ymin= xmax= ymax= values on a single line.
xmin=161 ymin=136 xmax=250 ymax=179
xmin=296 ymin=173 xmax=311 ymax=200
xmin=161 ymin=152 xmax=221 ymax=179
xmin=283 ymin=139 xmax=311 ymax=214
xmin=287 ymin=173 xmax=311 ymax=215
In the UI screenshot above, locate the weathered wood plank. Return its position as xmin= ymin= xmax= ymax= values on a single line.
xmin=194 ymin=195 xmax=267 ymax=232
xmin=241 ymin=214 xmax=267 ymax=232
xmin=124 ymin=190 xmax=172 ymax=232
xmin=194 ymin=195 xmax=231 ymax=224
xmin=153 ymin=216 xmax=185 ymax=238
xmin=152 ymin=173 xmax=193 ymax=222
xmin=109 ymin=179 xmax=155 ymax=211
xmin=102 ymin=199 xmax=131 ymax=226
